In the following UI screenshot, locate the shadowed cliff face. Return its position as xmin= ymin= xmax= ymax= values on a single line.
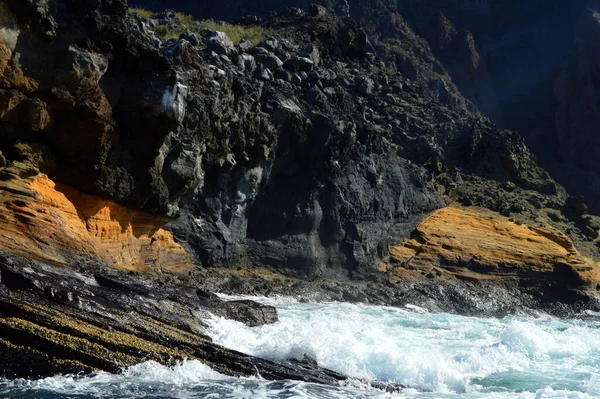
xmin=1 ymin=0 xmax=600 ymax=380
xmin=0 ymin=0 xmax=596 ymax=278
xmin=126 ymin=0 xmax=600 ymax=213
xmin=392 ymin=0 xmax=592 ymax=205
xmin=350 ymin=0 xmax=600 ymax=214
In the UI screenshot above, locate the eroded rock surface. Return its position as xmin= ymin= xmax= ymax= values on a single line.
xmin=0 ymin=252 xmax=355 ymax=384
xmin=388 ymin=205 xmax=600 ymax=288
xmin=0 ymin=0 xmax=600 ymax=383
xmin=0 ymin=172 xmax=193 ymax=272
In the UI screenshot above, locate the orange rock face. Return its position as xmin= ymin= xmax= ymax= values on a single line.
xmin=388 ymin=205 xmax=600 ymax=287
xmin=0 ymin=174 xmax=193 ymax=273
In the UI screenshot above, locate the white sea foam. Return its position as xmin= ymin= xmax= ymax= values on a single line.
xmin=2 ymin=297 xmax=599 ymax=398
xmin=1 ymin=361 xmax=404 ymax=399
xmin=3 ymin=360 xmax=225 ymax=396
xmin=206 ymin=296 xmax=600 ymax=397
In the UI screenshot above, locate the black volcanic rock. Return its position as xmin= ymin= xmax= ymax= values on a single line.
xmin=1 ymin=0 xmax=600 ymax=383
xmin=0 ymin=0 xmax=571 ymax=278
xmin=125 ymin=0 xmax=600 ymax=215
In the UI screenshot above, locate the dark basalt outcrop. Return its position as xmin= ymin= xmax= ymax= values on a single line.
xmin=0 ymin=250 xmax=407 ymax=393
xmin=128 ymin=0 xmax=600 ymax=214
xmin=1 ymin=0 xmax=600 ymax=383
xmin=350 ymin=0 xmax=600 ymax=214
xmin=5 ymin=0 xmax=550 ymax=277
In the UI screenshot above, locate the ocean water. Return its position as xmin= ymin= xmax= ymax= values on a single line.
xmin=1 ymin=295 xmax=599 ymax=398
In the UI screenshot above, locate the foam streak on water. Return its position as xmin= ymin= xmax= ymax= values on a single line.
xmin=1 ymin=296 xmax=599 ymax=398
xmin=207 ymin=295 xmax=600 ymax=398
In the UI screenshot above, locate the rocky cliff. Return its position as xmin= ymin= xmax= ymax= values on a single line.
xmin=1 ymin=0 xmax=600 ymax=381
xmin=128 ymin=0 xmax=600 ymax=214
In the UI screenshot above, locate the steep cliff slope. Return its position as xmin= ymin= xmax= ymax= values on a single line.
xmin=1 ymin=0 xmax=578 ymax=277
xmin=128 ymin=0 xmax=600 ymax=215
xmin=1 ymin=0 xmax=600 ymax=379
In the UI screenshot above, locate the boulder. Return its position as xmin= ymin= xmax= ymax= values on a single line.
xmin=205 ymin=30 xmax=234 ymax=54
xmin=64 ymin=46 xmax=109 ymax=84
xmin=301 ymin=44 xmax=320 ymax=67
xmin=180 ymin=30 xmax=200 ymax=46
xmin=255 ymin=52 xmax=284 ymax=70
xmin=235 ymin=54 xmax=254 ymax=72
xmin=223 ymin=300 xmax=278 ymax=326
xmin=355 ymin=76 xmax=374 ymax=94
xmin=283 ymin=56 xmax=314 ymax=72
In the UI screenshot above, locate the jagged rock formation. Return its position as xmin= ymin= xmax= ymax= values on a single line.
xmin=1 ymin=0 xmax=600 ymax=381
xmin=392 ymin=0 xmax=594 ymax=206
xmin=129 ymin=0 xmax=600 ymax=215
xmin=0 ymin=251 xmax=357 ymax=385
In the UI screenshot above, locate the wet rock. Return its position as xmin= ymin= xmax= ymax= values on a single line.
xmin=223 ymin=300 xmax=278 ymax=326
xmin=0 ymin=253 xmax=354 ymax=385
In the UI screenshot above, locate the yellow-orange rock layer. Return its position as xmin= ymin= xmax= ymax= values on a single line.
xmin=0 ymin=174 xmax=192 ymax=272
xmin=389 ymin=205 xmax=600 ymax=286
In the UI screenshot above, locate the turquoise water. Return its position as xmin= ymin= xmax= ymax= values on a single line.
xmin=1 ymin=296 xmax=599 ymax=398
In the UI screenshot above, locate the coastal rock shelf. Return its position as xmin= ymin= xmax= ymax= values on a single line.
xmin=0 ymin=252 xmax=358 ymax=386
xmin=387 ymin=206 xmax=600 ymax=288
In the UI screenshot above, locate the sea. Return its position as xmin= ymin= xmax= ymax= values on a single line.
xmin=1 ymin=295 xmax=599 ymax=398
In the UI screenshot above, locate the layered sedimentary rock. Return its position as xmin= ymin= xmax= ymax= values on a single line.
xmin=0 ymin=252 xmax=360 ymax=385
xmin=0 ymin=172 xmax=192 ymax=272
xmin=387 ymin=205 xmax=599 ymax=288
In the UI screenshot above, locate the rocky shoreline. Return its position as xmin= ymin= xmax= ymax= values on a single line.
xmin=1 ymin=0 xmax=600 ymax=386
xmin=0 ymin=249 xmax=370 ymax=386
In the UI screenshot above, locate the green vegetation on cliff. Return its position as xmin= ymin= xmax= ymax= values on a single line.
xmin=128 ymin=7 xmax=272 ymax=44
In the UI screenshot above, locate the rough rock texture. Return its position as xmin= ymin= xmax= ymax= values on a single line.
xmin=0 ymin=0 xmax=597 ymax=302
xmin=381 ymin=0 xmax=600 ymax=216
xmin=0 ymin=251 xmax=360 ymax=385
xmin=1 ymin=0 xmax=600 ymax=382
xmin=388 ymin=205 xmax=600 ymax=288
xmin=1 ymin=0 xmax=567 ymax=279
xmin=128 ymin=0 xmax=600 ymax=215
xmin=0 ymin=172 xmax=192 ymax=272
